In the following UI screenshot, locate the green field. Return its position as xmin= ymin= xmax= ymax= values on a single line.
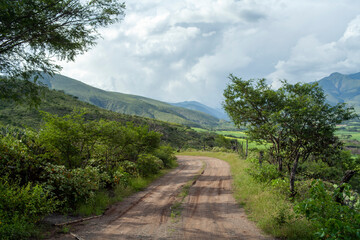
xmin=336 ymin=127 xmax=360 ymax=141
xmin=193 ymin=124 xmax=360 ymax=152
xmin=192 ymin=128 xmax=268 ymax=150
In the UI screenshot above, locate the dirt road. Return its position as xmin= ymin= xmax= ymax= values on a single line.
xmin=60 ymin=156 xmax=272 ymax=239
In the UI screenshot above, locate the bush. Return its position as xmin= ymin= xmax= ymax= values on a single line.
xmin=0 ymin=179 xmax=56 ymax=239
xmin=295 ymin=180 xmax=360 ymax=239
xmin=111 ymin=166 xmax=131 ymax=187
xmin=0 ymin=133 xmax=46 ymax=185
xmin=246 ymin=158 xmax=282 ymax=183
xmin=119 ymin=160 xmax=138 ymax=176
xmin=43 ymin=164 xmax=103 ymax=209
xmin=136 ymin=154 xmax=163 ymax=177
xmin=154 ymin=145 xmax=177 ymax=168
xmin=297 ymin=161 xmax=342 ymax=182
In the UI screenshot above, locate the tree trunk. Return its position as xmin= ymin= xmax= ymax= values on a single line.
xmin=290 ymin=155 xmax=300 ymax=196
xmin=335 ymin=170 xmax=357 ymax=204
xmin=259 ymin=151 xmax=264 ymax=167
xmin=278 ymin=157 xmax=282 ymax=172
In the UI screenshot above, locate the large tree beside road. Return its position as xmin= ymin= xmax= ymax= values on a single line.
xmin=223 ymin=75 xmax=357 ymax=195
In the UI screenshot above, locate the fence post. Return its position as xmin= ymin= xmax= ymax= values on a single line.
xmin=245 ymin=138 xmax=248 ymax=159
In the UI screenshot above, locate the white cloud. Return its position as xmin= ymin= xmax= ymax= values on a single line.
xmin=268 ymin=14 xmax=360 ymax=86
xmin=60 ymin=0 xmax=360 ymax=108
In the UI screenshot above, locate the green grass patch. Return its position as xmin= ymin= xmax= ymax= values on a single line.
xmin=177 ymin=151 xmax=315 ymax=239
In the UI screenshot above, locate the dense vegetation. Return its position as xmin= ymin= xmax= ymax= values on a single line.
xmin=0 ymin=110 xmax=177 ymax=239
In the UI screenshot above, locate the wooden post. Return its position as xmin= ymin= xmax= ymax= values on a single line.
xmin=245 ymin=138 xmax=248 ymax=159
xmin=259 ymin=151 xmax=264 ymax=167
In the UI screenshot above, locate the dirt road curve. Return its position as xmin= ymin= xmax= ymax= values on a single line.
xmin=59 ymin=156 xmax=272 ymax=239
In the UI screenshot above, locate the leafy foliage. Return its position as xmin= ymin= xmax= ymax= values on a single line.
xmin=223 ymin=75 xmax=357 ymax=194
xmin=43 ymin=164 xmax=104 ymax=209
xmin=136 ymin=154 xmax=164 ymax=177
xmin=0 ymin=0 xmax=125 ymax=79
xmin=295 ymin=180 xmax=360 ymax=239
xmin=0 ymin=179 xmax=56 ymax=239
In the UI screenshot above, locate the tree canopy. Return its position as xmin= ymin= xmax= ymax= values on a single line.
xmin=0 ymin=0 xmax=125 ymax=79
xmin=223 ymin=75 xmax=357 ymax=194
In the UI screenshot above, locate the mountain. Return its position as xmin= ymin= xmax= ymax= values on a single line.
xmin=35 ymin=73 xmax=224 ymax=128
xmin=169 ymin=101 xmax=230 ymax=121
xmin=317 ymin=72 xmax=360 ymax=112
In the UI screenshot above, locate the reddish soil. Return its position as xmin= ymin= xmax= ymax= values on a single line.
xmin=51 ymin=156 xmax=273 ymax=239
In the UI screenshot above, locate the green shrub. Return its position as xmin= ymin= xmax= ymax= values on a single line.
xmin=0 ymin=134 xmax=46 ymax=185
xmin=297 ymin=161 xmax=342 ymax=182
xmin=154 ymin=145 xmax=176 ymax=168
xmin=0 ymin=179 xmax=56 ymax=239
xmin=246 ymin=158 xmax=282 ymax=183
xmin=119 ymin=160 xmax=138 ymax=176
xmin=136 ymin=154 xmax=163 ymax=177
xmin=43 ymin=164 xmax=103 ymax=209
xmin=112 ymin=166 xmax=131 ymax=187
xmin=295 ymin=180 xmax=360 ymax=239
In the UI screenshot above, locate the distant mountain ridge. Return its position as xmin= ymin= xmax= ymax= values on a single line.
xmin=317 ymin=72 xmax=360 ymax=112
xmin=35 ymin=73 xmax=229 ymax=128
xmin=169 ymin=101 xmax=230 ymax=120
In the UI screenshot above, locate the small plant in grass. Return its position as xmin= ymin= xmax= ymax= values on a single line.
xmin=62 ymin=225 xmax=70 ymax=234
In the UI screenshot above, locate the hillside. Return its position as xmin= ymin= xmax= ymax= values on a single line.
xmin=169 ymin=101 xmax=230 ymax=121
xmin=318 ymin=72 xmax=360 ymax=112
xmin=0 ymin=83 xmax=219 ymax=149
xmin=35 ymin=73 xmax=223 ymax=128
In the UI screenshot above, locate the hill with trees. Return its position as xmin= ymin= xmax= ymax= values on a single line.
xmin=0 ymin=81 xmax=232 ymax=150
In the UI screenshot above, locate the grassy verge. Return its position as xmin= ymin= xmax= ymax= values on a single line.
xmin=177 ymin=151 xmax=315 ymax=240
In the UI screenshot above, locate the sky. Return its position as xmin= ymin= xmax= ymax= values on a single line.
xmin=60 ymin=0 xmax=360 ymax=108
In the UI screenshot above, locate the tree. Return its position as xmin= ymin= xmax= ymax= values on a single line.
xmin=223 ymin=75 xmax=357 ymax=195
xmin=0 ymin=0 xmax=125 ymax=103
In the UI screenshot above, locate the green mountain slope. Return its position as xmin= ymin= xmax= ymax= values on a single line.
xmin=36 ymin=73 xmax=222 ymax=128
xmin=0 ymin=83 xmax=217 ymax=149
xmin=317 ymin=72 xmax=360 ymax=112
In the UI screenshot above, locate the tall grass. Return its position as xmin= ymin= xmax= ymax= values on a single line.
xmin=177 ymin=151 xmax=315 ymax=239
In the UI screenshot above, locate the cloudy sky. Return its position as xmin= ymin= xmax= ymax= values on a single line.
xmin=60 ymin=0 xmax=360 ymax=108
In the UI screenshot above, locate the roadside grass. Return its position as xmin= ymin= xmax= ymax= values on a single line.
xmin=177 ymin=151 xmax=315 ymax=240
xmin=75 ymin=168 xmax=174 ymax=217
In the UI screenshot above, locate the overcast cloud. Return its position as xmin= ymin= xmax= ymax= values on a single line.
xmin=60 ymin=0 xmax=360 ymax=108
